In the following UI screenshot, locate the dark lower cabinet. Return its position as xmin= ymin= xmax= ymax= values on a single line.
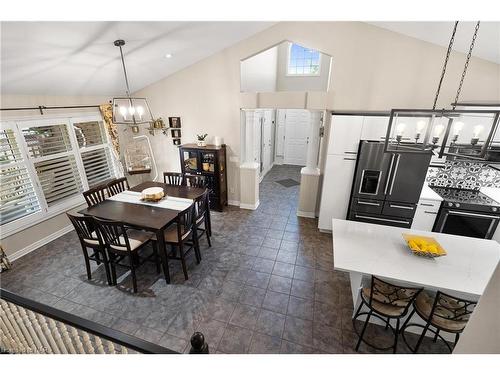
xmin=179 ymin=143 xmax=227 ymax=211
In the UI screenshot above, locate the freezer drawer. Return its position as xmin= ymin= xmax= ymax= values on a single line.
xmin=350 ymin=212 xmax=412 ymax=228
xmin=382 ymin=201 xmax=417 ymax=219
xmin=350 ymin=198 xmax=383 ymax=214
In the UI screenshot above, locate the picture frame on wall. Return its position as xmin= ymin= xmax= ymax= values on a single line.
xmin=171 ymin=129 xmax=181 ymax=138
xmin=173 ymin=139 xmax=181 ymax=145
xmin=169 ymin=117 xmax=181 ymax=128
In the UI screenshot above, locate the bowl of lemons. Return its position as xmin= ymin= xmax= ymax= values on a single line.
xmin=402 ymin=233 xmax=447 ymax=258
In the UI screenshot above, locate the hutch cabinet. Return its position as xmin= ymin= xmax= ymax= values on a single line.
xmin=179 ymin=143 xmax=228 ymax=211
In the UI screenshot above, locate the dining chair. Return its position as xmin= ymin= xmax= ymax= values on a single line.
xmin=94 ymin=218 xmax=160 ymax=293
xmin=185 ymin=175 xmax=206 ymax=188
xmin=154 ymin=203 xmax=200 ymax=280
xmin=106 ymin=177 xmax=130 ymax=197
xmin=83 ymin=185 xmax=107 ymax=207
xmin=67 ymin=213 xmax=112 ymax=286
xmin=353 ymin=275 xmax=422 ymax=353
xmin=401 ymin=290 xmax=477 ymax=353
xmin=163 ymin=172 xmax=185 ymax=186
xmin=193 ymin=189 xmax=211 ymax=247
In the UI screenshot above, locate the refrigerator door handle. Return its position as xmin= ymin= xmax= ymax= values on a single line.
xmin=384 ymin=154 xmax=395 ymax=195
xmin=388 ymin=154 xmax=401 ymax=196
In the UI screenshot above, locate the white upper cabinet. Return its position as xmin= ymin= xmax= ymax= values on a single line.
xmin=328 ymin=115 xmax=363 ymax=155
xmin=360 ymin=116 xmax=389 ymax=141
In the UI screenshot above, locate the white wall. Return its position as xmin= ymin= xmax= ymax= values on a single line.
xmin=276 ymin=42 xmax=331 ymax=92
xmin=240 ymin=46 xmax=278 ymax=93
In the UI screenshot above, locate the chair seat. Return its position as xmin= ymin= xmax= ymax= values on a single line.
xmin=109 ymin=230 xmax=152 ymax=252
xmin=163 ymin=225 xmax=191 ymax=243
xmin=196 ymin=215 xmax=204 ymax=224
xmin=361 ymin=287 xmax=406 ymax=317
xmin=414 ymin=292 xmax=468 ymax=332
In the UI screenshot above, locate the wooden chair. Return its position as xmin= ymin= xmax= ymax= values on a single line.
xmin=353 ymin=276 xmax=422 ymax=353
xmin=185 ymin=175 xmax=206 ymax=188
xmin=94 ymin=218 xmax=160 ymax=293
xmin=155 ymin=204 xmax=200 ymax=280
xmin=83 ymin=186 xmax=107 ymax=207
xmin=163 ymin=172 xmax=185 ymax=186
xmin=193 ymin=189 xmax=211 ymax=247
xmin=401 ymin=290 xmax=477 ymax=353
xmin=106 ymin=177 xmax=129 ymax=197
xmin=67 ymin=213 xmax=112 ymax=286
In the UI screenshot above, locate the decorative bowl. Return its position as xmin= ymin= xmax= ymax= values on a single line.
xmin=402 ymin=233 xmax=447 ymax=258
xmin=141 ymin=187 xmax=165 ymax=202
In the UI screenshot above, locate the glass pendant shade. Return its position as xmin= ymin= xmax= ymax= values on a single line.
xmin=112 ymin=97 xmax=154 ymax=125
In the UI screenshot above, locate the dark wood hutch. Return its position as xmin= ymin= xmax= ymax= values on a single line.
xmin=179 ymin=143 xmax=228 ymax=211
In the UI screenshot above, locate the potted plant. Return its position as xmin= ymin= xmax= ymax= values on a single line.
xmin=197 ymin=133 xmax=208 ymax=147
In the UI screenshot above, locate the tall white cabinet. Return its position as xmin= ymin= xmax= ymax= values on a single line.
xmin=318 ymin=113 xmax=389 ymax=231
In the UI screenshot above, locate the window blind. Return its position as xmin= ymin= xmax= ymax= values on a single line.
xmin=34 ymin=155 xmax=83 ymax=206
xmin=81 ymin=148 xmax=115 ymax=188
xmin=73 ymin=121 xmax=106 ymax=148
xmin=0 ymin=129 xmax=23 ymax=165
xmin=21 ymin=124 xmax=73 ymax=158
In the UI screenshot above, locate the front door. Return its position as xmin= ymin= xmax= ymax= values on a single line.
xmin=261 ymin=110 xmax=274 ymax=176
xmin=284 ymin=109 xmax=309 ymax=166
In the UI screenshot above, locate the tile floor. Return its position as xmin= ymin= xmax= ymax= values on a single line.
xmin=0 ymin=165 xmax=449 ymax=354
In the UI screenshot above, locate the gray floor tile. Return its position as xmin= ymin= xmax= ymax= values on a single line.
xmin=248 ymin=333 xmax=282 ymax=354
xmin=262 ymin=290 xmax=289 ymax=314
xmin=272 ymin=262 xmax=295 ymax=278
xmin=245 ymin=271 xmax=271 ymax=289
xmin=229 ymin=304 xmax=260 ymax=329
xmin=287 ymin=296 xmax=314 ymax=321
xmin=239 ymin=285 xmax=266 ymax=307
xmin=268 ymin=275 xmax=292 ymax=294
xmin=254 ymin=309 xmax=286 ymax=338
xmin=290 ymin=279 xmax=314 ymax=300
xmin=283 ymin=316 xmax=314 ymax=347
xmin=218 ymin=324 xmax=253 ymax=354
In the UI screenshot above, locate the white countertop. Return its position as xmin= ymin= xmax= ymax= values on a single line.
xmin=332 ymin=218 xmax=500 ymax=297
xmin=480 ymin=187 xmax=500 ymax=203
xmin=419 ymin=184 xmax=443 ymax=201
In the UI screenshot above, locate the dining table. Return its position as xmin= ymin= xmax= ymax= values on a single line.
xmin=78 ymin=181 xmax=207 ymax=284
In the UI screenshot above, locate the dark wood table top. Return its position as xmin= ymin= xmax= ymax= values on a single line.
xmin=78 ymin=181 xmax=205 ymax=231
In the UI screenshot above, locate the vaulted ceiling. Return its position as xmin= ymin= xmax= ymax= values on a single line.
xmin=1 ymin=21 xmax=499 ymax=96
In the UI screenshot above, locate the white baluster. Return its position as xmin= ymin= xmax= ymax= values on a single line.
xmin=121 ymin=345 xmax=128 ymax=354
xmin=58 ymin=322 xmax=77 ymax=354
xmin=48 ymin=318 xmax=68 ymax=354
xmin=0 ymin=319 xmax=21 ymax=353
xmin=27 ymin=310 xmax=51 ymax=354
xmin=94 ymin=336 xmax=106 ymax=354
xmin=81 ymin=331 xmax=95 ymax=354
xmin=105 ymin=339 xmax=116 ymax=354
xmin=70 ymin=327 xmax=85 ymax=354
xmin=1 ymin=300 xmax=30 ymax=352
xmin=36 ymin=314 xmax=60 ymax=353
xmin=18 ymin=306 xmax=45 ymax=353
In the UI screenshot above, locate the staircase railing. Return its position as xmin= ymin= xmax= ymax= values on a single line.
xmin=0 ymin=288 xmax=208 ymax=354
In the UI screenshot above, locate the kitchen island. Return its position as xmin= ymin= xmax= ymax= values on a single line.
xmin=332 ymin=218 xmax=500 ymax=310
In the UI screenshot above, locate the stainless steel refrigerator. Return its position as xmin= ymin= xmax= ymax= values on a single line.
xmin=347 ymin=141 xmax=432 ymax=228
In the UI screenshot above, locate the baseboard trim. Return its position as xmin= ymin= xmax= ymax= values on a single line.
xmin=296 ymin=210 xmax=317 ymax=218
xmin=227 ymin=200 xmax=240 ymax=207
xmin=9 ymin=225 xmax=74 ymax=262
xmin=240 ymin=200 xmax=260 ymax=210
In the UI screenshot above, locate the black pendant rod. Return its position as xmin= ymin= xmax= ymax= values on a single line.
xmin=114 ymin=39 xmax=132 ymax=97
xmin=0 ymin=104 xmax=102 ymax=115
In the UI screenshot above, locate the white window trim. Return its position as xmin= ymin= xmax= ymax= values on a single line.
xmin=286 ymin=43 xmax=322 ymax=77
xmin=0 ymin=114 xmax=120 ymax=239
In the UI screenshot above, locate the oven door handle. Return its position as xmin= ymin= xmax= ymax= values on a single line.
xmin=355 ymin=214 xmax=410 ymax=225
xmin=447 ymin=210 xmax=499 ymax=220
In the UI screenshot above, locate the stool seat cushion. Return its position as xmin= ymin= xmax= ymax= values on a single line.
xmin=361 ymin=288 xmax=406 ymax=317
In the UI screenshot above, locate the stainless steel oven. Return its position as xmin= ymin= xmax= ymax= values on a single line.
xmin=434 ymin=208 xmax=500 ymax=239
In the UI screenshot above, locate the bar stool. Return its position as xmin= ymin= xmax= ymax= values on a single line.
xmin=401 ymin=290 xmax=477 ymax=353
xmin=353 ymin=276 xmax=422 ymax=353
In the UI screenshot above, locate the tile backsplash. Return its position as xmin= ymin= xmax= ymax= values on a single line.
xmin=426 ymin=161 xmax=500 ymax=190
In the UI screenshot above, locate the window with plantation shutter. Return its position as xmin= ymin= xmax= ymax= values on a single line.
xmin=1 ymin=115 xmax=119 ymax=236
xmin=0 ymin=127 xmax=41 ymax=225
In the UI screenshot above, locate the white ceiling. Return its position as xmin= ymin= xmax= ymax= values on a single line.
xmin=369 ymin=22 xmax=500 ymax=64
xmin=1 ymin=21 xmax=499 ymax=96
xmin=0 ymin=21 xmax=274 ymax=95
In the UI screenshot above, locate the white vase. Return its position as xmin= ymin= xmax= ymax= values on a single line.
xmin=197 ymin=140 xmax=206 ymax=147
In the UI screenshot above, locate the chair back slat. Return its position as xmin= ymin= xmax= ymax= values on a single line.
xmin=83 ymin=186 xmax=107 ymax=207
xmin=67 ymin=214 xmax=101 ymax=245
xmin=94 ymin=218 xmax=131 ymax=252
xmin=185 ymin=175 xmax=206 ymax=188
xmin=106 ymin=177 xmax=129 ymax=197
xmin=176 ymin=203 xmax=195 ymax=240
xmin=431 ymin=291 xmax=477 ymax=323
xmin=163 ymin=172 xmax=184 ymax=186
xmin=194 ymin=189 xmax=209 ymax=222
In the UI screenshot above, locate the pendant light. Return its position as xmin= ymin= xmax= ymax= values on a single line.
xmin=384 ymin=22 xmax=500 ymax=161
xmin=112 ymin=39 xmax=154 ymax=130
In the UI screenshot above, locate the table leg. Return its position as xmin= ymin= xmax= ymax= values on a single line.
xmin=156 ymin=229 xmax=170 ymax=284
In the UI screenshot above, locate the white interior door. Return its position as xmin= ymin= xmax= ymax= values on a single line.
xmin=253 ymin=111 xmax=261 ymax=168
xmin=275 ymin=110 xmax=286 ymax=162
xmin=284 ymin=109 xmax=310 ymax=166
xmin=261 ymin=110 xmax=274 ymax=176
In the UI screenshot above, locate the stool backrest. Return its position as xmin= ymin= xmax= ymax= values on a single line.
xmin=107 ymin=177 xmax=129 ymax=196
xmin=368 ymin=276 xmax=422 ymax=312
xmin=430 ymin=291 xmax=477 ymax=324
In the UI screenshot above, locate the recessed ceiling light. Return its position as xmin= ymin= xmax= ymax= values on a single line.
xmin=165 ymin=53 xmax=173 ymax=59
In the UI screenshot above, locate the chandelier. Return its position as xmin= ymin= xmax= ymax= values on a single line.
xmin=112 ymin=39 xmax=154 ymax=128
xmin=384 ymin=22 xmax=500 ymax=161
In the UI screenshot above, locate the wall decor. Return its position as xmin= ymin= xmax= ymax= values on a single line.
xmin=169 ymin=117 xmax=181 ymax=128
xmin=169 ymin=117 xmax=182 ymax=145
xmin=426 ymin=160 xmax=500 ymax=190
